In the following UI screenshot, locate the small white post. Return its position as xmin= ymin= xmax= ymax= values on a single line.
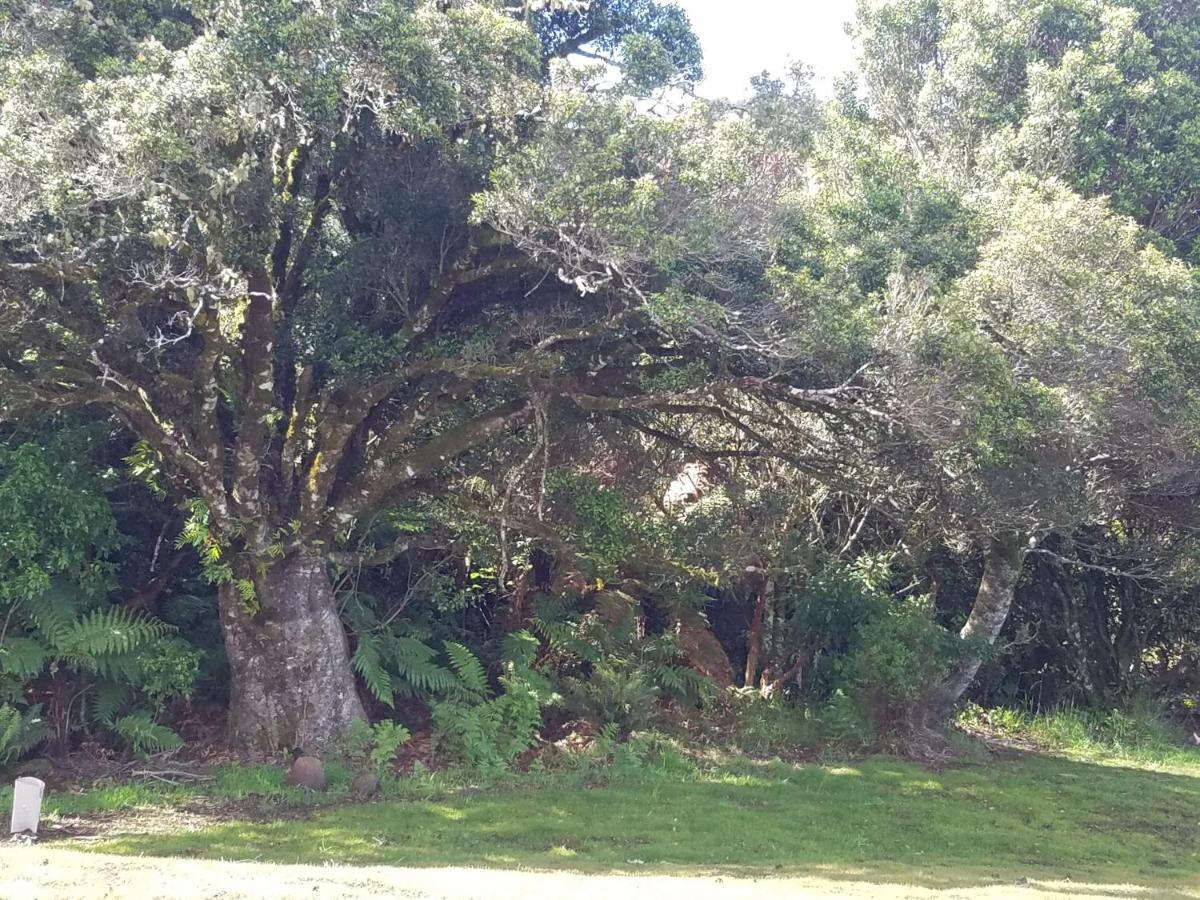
xmin=10 ymin=776 xmax=45 ymax=835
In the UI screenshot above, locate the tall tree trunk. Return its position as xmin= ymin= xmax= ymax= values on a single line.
xmin=915 ymin=532 xmax=1027 ymax=734
xmin=743 ymin=579 xmax=772 ymax=688
xmin=219 ymin=554 xmax=364 ymax=753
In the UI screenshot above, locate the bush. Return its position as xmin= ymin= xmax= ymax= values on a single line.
xmin=838 ymin=596 xmax=966 ymax=741
xmin=557 ymin=662 xmax=660 ymax=737
xmin=819 ymin=690 xmax=872 ymax=747
xmin=432 ymin=676 xmax=544 ymax=770
xmin=0 ymin=423 xmax=196 ymax=760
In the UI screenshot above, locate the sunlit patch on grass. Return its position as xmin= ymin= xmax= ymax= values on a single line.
xmin=702 ymin=773 xmax=773 ymax=787
xmin=902 ymin=779 xmax=943 ymax=791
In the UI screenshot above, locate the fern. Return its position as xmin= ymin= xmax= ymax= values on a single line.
xmin=502 ymin=629 xmax=540 ymax=671
xmin=0 ymin=637 xmax=48 ymax=677
xmin=444 ymin=641 xmax=487 ymax=697
xmin=431 ymin=676 xmax=542 ymax=770
xmin=24 ymin=581 xmax=84 ymax=645
xmin=108 ymin=711 xmax=182 ymax=755
xmin=531 ymin=616 xmax=600 ymax=663
xmin=91 ymin=680 xmax=134 ymax=726
xmin=0 ymin=704 xmax=47 ymax=764
xmin=389 ymin=635 xmax=459 ymax=696
xmin=60 ymin=607 xmax=170 ymax=657
xmin=651 ymin=664 xmax=714 ymax=702
xmin=369 ymin=721 xmax=411 ymax=776
xmin=352 ymin=632 xmax=394 ymax=706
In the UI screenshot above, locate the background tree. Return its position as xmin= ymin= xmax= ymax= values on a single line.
xmin=873 ymin=181 xmax=1200 ymax=739
xmin=855 ymin=0 xmax=1200 ymax=258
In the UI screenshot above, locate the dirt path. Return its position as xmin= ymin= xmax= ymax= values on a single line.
xmin=2 ymin=847 xmax=1195 ymax=900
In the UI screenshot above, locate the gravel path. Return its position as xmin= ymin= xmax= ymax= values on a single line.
xmin=2 ymin=847 xmax=1195 ymax=899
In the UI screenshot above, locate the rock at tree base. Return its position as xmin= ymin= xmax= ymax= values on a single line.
xmin=285 ymin=755 xmax=326 ymax=791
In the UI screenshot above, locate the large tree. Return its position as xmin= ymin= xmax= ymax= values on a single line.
xmin=0 ymin=0 xmax=733 ymax=751
xmin=838 ymin=0 xmax=1200 ymax=741
xmin=879 ymin=181 xmax=1200 ymax=738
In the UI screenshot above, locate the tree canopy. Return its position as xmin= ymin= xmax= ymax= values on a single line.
xmin=1 ymin=0 xmax=1198 ymax=760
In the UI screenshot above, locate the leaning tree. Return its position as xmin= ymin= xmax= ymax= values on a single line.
xmin=849 ymin=0 xmax=1200 ymax=738
xmin=876 ymin=181 xmax=1200 ymax=738
xmin=0 ymin=0 xmax=706 ymax=751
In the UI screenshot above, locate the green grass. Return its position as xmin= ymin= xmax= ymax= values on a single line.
xmin=7 ymin=710 xmax=1199 ymax=892
xmin=51 ymin=749 xmax=1199 ymax=891
xmin=958 ymin=701 xmax=1200 ymax=770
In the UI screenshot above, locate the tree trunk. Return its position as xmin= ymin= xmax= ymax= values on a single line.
xmin=743 ymin=579 xmax=772 ymax=688
xmin=915 ymin=532 xmax=1027 ymax=734
xmin=219 ymin=554 xmax=365 ymax=753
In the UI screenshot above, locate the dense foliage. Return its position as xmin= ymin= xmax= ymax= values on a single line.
xmin=0 ymin=0 xmax=1197 ymax=767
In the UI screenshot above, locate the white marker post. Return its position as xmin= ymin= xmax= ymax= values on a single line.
xmin=10 ymin=776 xmax=45 ymax=835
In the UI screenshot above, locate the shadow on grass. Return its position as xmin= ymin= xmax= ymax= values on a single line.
xmin=86 ymin=753 xmax=1200 ymax=895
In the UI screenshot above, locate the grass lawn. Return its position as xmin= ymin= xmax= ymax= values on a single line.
xmin=20 ymin=746 xmax=1198 ymax=895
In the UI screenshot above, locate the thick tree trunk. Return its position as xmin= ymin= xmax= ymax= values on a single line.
xmin=915 ymin=533 xmax=1027 ymax=735
xmin=218 ymin=554 xmax=365 ymax=753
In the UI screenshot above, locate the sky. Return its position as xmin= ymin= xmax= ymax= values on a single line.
xmin=676 ymin=0 xmax=860 ymax=99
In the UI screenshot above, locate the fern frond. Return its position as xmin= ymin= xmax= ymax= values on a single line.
xmin=25 ymin=582 xmax=84 ymax=645
xmin=531 ymin=617 xmax=600 ymax=663
xmin=501 ymin=629 xmax=540 ymax=671
xmin=89 ymin=651 xmax=145 ymax=684
xmin=60 ymin=608 xmax=171 ymax=657
xmin=0 ymin=704 xmax=47 ymax=764
xmin=651 ymin=665 xmax=714 ymax=701
xmin=109 ymin=711 xmax=182 ymax=755
xmin=91 ymin=680 xmax=133 ymax=725
xmin=444 ymin=641 xmax=487 ymax=697
xmin=352 ymin=633 xmax=394 ymax=706
xmin=0 ymin=637 xmax=48 ymax=677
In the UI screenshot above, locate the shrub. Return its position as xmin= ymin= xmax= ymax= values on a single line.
xmin=432 ymin=676 xmax=544 ymax=770
xmin=557 ymin=662 xmax=660 ymax=737
xmin=838 ymin=596 xmax=967 ymax=741
xmin=725 ymin=692 xmax=820 ymax=755
xmin=0 ymin=424 xmax=194 ymax=759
